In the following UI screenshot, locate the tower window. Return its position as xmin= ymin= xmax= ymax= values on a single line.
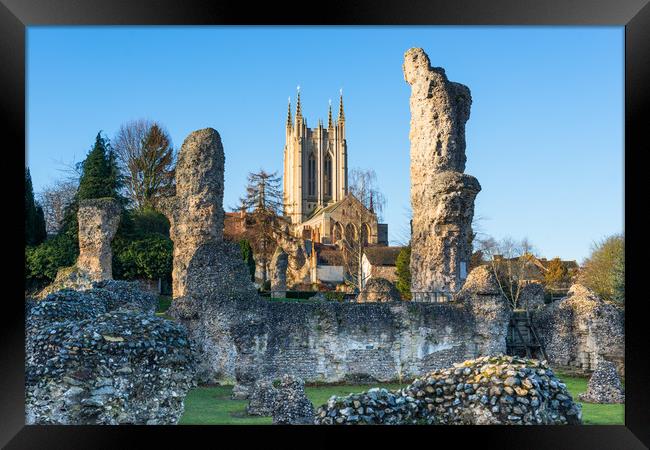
xmin=308 ymin=153 xmax=316 ymax=197
xmin=324 ymin=153 xmax=332 ymax=197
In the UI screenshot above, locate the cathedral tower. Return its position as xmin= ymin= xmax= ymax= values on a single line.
xmin=283 ymin=90 xmax=348 ymax=224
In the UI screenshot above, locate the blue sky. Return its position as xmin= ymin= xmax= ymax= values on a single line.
xmin=26 ymin=26 xmax=624 ymax=262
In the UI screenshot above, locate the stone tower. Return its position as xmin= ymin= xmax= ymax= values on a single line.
xmin=403 ymin=48 xmax=481 ymax=300
xmin=283 ymin=90 xmax=348 ymax=224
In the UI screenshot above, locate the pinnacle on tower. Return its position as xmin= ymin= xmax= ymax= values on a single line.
xmin=287 ymin=97 xmax=292 ymax=127
xmin=369 ymin=192 xmax=374 ymax=213
xmin=328 ymin=99 xmax=333 ymax=128
xmin=338 ymin=89 xmax=345 ymax=122
xmin=296 ymin=86 xmax=302 ymax=119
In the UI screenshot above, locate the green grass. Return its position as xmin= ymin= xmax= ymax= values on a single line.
xmin=556 ymin=371 xmax=624 ymax=425
xmin=155 ymin=295 xmax=173 ymax=320
xmin=180 ymin=375 xmax=624 ymax=425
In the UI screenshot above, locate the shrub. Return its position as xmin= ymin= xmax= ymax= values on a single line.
xmin=25 ymin=233 xmax=78 ymax=283
xmin=578 ymin=234 xmax=624 ymax=304
xmin=113 ymin=234 xmax=173 ymax=280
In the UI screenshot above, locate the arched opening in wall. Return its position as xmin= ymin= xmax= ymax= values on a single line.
xmin=324 ymin=153 xmax=333 ymax=199
xmin=361 ymin=223 xmax=371 ymax=246
xmin=331 ymin=221 xmax=343 ymax=244
xmin=345 ymin=223 xmax=357 ymax=243
xmin=308 ymin=153 xmax=316 ymax=197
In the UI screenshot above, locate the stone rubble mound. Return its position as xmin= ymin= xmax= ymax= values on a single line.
xmin=314 ymin=355 xmax=582 ymax=425
xmin=271 ymin=375 xmax=315 ymax=425
xmin=246 ymin=379 xmax=277 ymax=416
xmin=26 ymin=286 xmax=195 ymax=425
xmin=578 ymin=360 xmax=625 ymax=404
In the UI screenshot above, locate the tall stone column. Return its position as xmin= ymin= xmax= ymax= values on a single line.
xmin=403 ymin=48 xmax=481 ymax=300
xmin=77 ymin=198 xmax=121 ymax=281
xmin=160 ymin=128 xmax=225 ymax=298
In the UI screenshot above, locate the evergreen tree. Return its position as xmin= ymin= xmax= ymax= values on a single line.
xmin=239 ymin=239 xmax=256 ymax=282
xmin=396 ymin=245 xmax=412 ymax=300
xmin=77 ymin=132 xmax=122 ymax=201
xmin=25 ymin=168 xmax=47 ymax=246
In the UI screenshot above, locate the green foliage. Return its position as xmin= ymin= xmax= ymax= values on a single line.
xmin=238 ymin=239 xmax=256 ymax=282
xmin=578 ymin=234 xmax=625 ymax=304
xmin=324 ymin=291 xmax=346 ymax=302
xmin=25 ymin=168 xmax=47 ymax=246
xmin=112 ymin=209 xmax=173 ymax=281
xmin=395 ymin=245 xmax=412 ymax=300
xmin=76 ymin=133 xmax=123 ymax=202
xmin=25 ymin=233 xmax=78 ymax=283
xmin=113 ymin=234 xmax=173 ymax=280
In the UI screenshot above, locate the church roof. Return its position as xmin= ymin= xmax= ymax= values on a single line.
xmin=364 ymin=246 xmax=403 ymax=267
xmin=314 ymin=243 xmax=344 ymax=266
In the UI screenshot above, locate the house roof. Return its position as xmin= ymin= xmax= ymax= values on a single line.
xmin=364 ymin=246 xmax=403 ymax=266
xmin=314 ymin=243 xmax=344 ymax=266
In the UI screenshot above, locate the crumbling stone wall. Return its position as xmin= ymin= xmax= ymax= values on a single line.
xmin=77 ymin=198 xmax=121 ymax=281
xmin=172 ymin=245 xmax=509 ymax=386
xmin=26 ymin=281 xmax=195 ymax=424
xmin=160 ymin=128 xmax=225 ymax=298
xmin=403 ymin=47 xmax=481 ymax=299
xmin=357 ymin=277 xmax=401 ymax=303
xmin=533 ymin=284 xmax=624 ymax=375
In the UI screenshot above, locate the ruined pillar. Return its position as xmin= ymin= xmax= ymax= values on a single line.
xmin=403 ymin=48 xmax=481 ymax=300
xmin=269 ymin=247 xmax=288 ymax=298
xmin=77 ymin=198 xmax=121 ymax=281
xmin=160 ymin=128 xmax=225 ymax=298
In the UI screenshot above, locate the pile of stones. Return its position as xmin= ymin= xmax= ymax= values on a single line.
xmin=25 ymin=283 xmax=195 ymax=425
xmin=271 ymin=375 xmax=314 ymax=425
xmin=246 ymin=379 xmax=277 ymax=416
xmin=314 ymin=355 xmax=582 ymax=425
xmin=244 ymin=375 xmax=314 ymax=424
xmin=578 ymin=360 xmax=625 ymax=404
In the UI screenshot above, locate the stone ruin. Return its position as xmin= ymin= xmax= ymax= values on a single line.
xmin=314 ymin=355 xmax=582 ymax=425
xmin=160 ymin=128 xmax=225 ymax=298
xmin=270 ymin=247 xmax=288 ymax=298
xmin=578 ymin=360 xmax=625 ymax=404
xmin=77 ymin=198 xmax=122 ymax=281
xmin=533 ymin=283 xmax=624 ymax=375
xmin=25 ymin=281 xmax=195 ymax=424
xmin=357 ymin=277 xmax=401 ymax=303
xmin=403 ymin=47 xmax=481 ymax=300
xmin=38 ymin=198 xmax=122 ymax=298
xmin=270 ymin=375 xmax=315 ymax=425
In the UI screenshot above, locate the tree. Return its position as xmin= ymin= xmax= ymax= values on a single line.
xmin=338 ymin=200 xmax=376 ymax=292
xmin=395 ymin=245 xmax=412 ymax=300
xmin=348 ymin=168 xmax=386 ymax=221
xmin=38 ymin=179 xmax=78 ymax=234
xmin=578 ymin=234 xmax=624 ymax=304
xmin=478 ymin=236 xmax=536 ymax=309
xmin=544 ymin=257 xmax=570 ymax=289
xmin=236 ymin=170 xmax=286 ymax=282
xmin=26 ymin=133 xmax=123 ymax=285
xmin=76 ymin=132 xmax=122 ymax=201
xmin=25 ymin=168 xmax=47 ymax=246
xmin=113 ymin=120 xmax=175 ymax=210
xmin=239 ymin=239 xmax=256 ymax=282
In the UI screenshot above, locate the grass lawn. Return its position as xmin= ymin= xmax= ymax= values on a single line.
xmin=180 ymin=374 xmax=624 ymax=425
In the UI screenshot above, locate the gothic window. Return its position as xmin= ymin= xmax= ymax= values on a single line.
xmin=361 ymin=223 xmax=371 ymax=245
xmin=324 ymin=153 xmax=333 ymax=197
xmin=345 ymin=223 xmax=357 ymax=242
xmin=332 ymin=222 xmax=343 ymax=243
xmin=308 ymin=153 xmax=316 ymax=197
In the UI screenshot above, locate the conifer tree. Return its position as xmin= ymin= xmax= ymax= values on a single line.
xmin=395 ymin=245 xmax=412 ymax=300
xmin=25 ymin=168 xmax=47 ymax=246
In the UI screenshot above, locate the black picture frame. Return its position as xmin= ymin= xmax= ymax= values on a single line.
xmin=2 ymin=0 xmax=648 ymax=448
